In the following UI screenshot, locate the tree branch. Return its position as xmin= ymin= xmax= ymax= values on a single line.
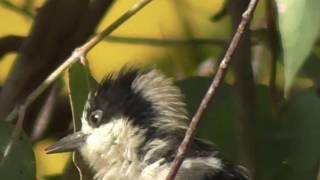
xmin=104 ymin=36 xmax=227 ymax=46
xmin=4 ymin=0 xmax=153 ymax=162
xmin=0 ymin=0 xmax=118 ymax=124
xmin=0 ymin=0 xmax=90 ymax=121
xmin=69 ymin=0 xmax=115 ymax=48
xmin=78 ymin=0 xmax=152 ymax=53
xmin=30 ymin=83 xmax=60 ymax=142
xmin=165 ymin=0 xmax=260 ymax=179
xmin=3 ymin=105 xmax=26 ymax=161
xmin=0 ymin=35 xmax=24 ymax=59
xmin=229 ymin=0 xmax=257 ymax=178
xmin=265 ymin=0 xmax=281 ymax=107
xmin=103 ymin=29 xmax=269 ymax=47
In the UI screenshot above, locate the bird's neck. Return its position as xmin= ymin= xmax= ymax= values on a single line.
xmin=80 ymin=119 xmax=181 ymax=180
xmin=80 ymin=118 xmax=225 ymax=180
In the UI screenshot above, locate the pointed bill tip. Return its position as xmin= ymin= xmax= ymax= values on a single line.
xmin=45 ymin=132 xmax=87 ymax=154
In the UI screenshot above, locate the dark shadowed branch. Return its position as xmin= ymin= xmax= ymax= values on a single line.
xmin=3 ymin=0 xmax=153 ymax=171
xmin=229 ymin=0 xmax=257 ymax=178
xmin=2 ymin=105 xmax=26 ymax=162
xmin=103 ymin=30 xmax=269 ymax=47
xmin=0 ymin=0 xmax=117 ymax=123
xmin=30 ymin=82 xmax=60 ymax=142
xmin=210 ymin=1 xmax=228 ymax=22
xmin=76 ymin=0 xmax=153 ymax=55
xmin=265 ymin=0 xmax=281 ymax=107
xmin=165 ymin=0 xmax=260 ymax=179
xmin=1 ymin=0 xmax=90 ymax=121
xmin=0 ymin=35 xmax=24 ymax=59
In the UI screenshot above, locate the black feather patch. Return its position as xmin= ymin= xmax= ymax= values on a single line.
xmin=86 ymin=68 xmax=156 ymax=128
xmin=203 ymin=163 xmax=249 ymax=180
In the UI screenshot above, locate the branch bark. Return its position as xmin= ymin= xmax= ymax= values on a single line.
xmin=4 ymin=0 xmax=153 ymax=166
xmin=165 ymin=0 xmax=260 ymax=179
xmin=0 ymin=0 xmax=115 ymax=121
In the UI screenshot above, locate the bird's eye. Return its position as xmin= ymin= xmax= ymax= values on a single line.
xmin=89 ymin=110 xmax=103 ymax=127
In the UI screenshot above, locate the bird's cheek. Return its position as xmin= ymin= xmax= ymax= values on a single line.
xmin=81 ymin=119 xmax=93 ymax=134
xmin=82 ymin=125 xmax=115 ymax=153
xmin=79 ymin=132 xmax=112 ymax=165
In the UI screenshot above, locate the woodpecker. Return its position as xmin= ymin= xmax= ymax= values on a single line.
xmin=46 ymin=68 xmax=249 ymax=180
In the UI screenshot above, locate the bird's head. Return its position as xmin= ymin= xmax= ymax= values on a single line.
xmin=46 ymin=69 xmax=188 ymax=168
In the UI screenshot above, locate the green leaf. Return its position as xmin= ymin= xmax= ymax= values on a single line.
xmin=300 ymin=53 xmax=320 ymax=86
xmin=67 ymin=62 xmax=97 ymax=130
xmin=44 ymin=175 xmax=63 ymax=180
xmin=276 ymin=0 xmax=320 ymax=94
xmin=254 ymin=86 xmax=288 ymax=180
xmin=22 ymin=0 xmax=35 ymax=12
xmin=0 ymin=121 xmax=35 ymax=179
xmin=177 ymin=79 xmax=293 ymax=179
xmin=67 ymin=61 xmax=96 ymax=180
xmin=280 ymin=89 xmax=320 ymax=180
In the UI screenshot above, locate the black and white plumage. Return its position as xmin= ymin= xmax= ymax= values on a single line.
xmin=46 ymin=68 xmax=249 ymax=180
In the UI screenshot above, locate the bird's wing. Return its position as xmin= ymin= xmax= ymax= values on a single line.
xmin=202 ymin=166 xmax=249 ymax=180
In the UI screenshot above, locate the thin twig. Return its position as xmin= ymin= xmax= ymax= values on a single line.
xmin=4 ymin=0 xmax=153 ymax=165
xmin=104 ymin=32 xmax=266 ymax=47
xmin=31 ymin=83 xmax=60 ymax=142
xmin=5 ymin=0 xmax=153 ymax=123
xmin=79 ymin=0 xmax=152 ymax=52
xmin=0 ymin=0 xmax=34 ymax=18
xmin=165 ymin=0 xmax=260 ymax=179
xmin=104 ymin=36 xmax=227 ymax=46
xmin=3 ymin=105 xmax=26 ymax=161
xmin=4 ymin=0 xmax=152 ymax=176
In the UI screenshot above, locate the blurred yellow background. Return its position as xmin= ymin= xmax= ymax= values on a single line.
xmin=0 ymin=0 xmax=229 ymax=83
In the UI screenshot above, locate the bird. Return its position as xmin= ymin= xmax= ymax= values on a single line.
xmin=46 ymin=68 xmax=249 ymax=180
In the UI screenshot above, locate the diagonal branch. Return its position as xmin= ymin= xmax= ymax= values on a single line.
xmin=30 ymin=82 xmax=61 ymax=142
xmin=78 ymin=0 xmax=152 ymax=53
xmin=4 ymin=0 xmax=153 ymax=166
xmin=5 ymin=0 xmax=153 ymax=122
xmin=165 ymin=0 xmax=260 ymax=179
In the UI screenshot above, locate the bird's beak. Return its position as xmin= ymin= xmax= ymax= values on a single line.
xmin=45 ymin=131 xmax=88 ymax=154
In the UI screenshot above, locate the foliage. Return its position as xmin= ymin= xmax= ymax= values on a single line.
xmin=0 ymin=121 xmax=35 ymax=179
xmin=276 ymin=0 xmax=320 ymax=94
